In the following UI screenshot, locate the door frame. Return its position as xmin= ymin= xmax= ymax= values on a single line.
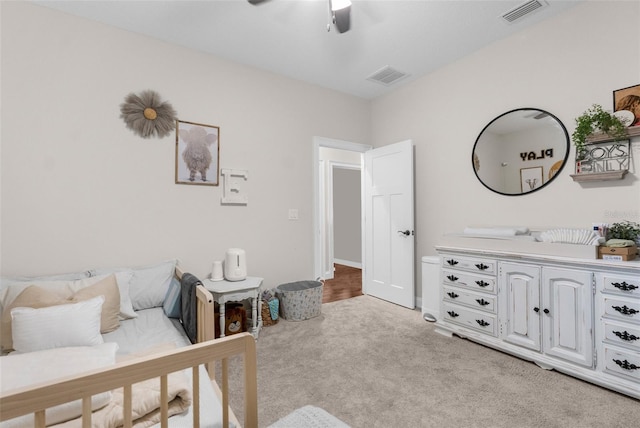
xmin=312 ymin=137 xmax=371 ymax=283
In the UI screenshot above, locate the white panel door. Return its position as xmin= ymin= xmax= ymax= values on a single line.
xmin=364 ymin=140 xmax=414 ymax=308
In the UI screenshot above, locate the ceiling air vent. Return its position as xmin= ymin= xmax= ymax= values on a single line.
xmin=366 ymin=66 xmax=409 ymax=86
xmin=502 ymin=0 xmax=547 ymax=23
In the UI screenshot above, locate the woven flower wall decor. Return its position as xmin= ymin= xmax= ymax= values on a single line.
xmin=119 ymin=90 xmax=177 ymax=138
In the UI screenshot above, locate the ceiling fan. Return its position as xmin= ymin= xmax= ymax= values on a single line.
xmin=248 ymin=0 xmax=352 ymax=33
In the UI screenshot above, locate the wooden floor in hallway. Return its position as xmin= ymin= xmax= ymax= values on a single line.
xmin=322 ymin=264 xmax=363 ymax=303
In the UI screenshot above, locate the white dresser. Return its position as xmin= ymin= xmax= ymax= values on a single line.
xmin=434 ymin=238 xmax=640 ymax=399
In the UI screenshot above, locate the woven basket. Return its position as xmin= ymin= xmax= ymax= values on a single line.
xmin=262 ymin=299 xmax=279 ymax=326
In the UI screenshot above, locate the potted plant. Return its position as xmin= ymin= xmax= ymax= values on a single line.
xmin=600 ymin=220 xmax=640 ymax=261
xmin=607 ymin=220 xmax=640 ymax=242
xmin=572 ymin=104 xmax=628 ymax=160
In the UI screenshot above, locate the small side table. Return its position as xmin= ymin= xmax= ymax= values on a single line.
xmin=204 ymin=276 xmax=263 ymax=339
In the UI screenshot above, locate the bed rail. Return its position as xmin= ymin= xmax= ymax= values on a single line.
xmin=0 ymin=332 xmax=258 ymax=428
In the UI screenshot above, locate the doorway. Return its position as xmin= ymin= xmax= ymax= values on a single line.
xmin=313 ymin=137 xmax=371 ymax=301
xmin=313 ymin=137 xmax=415 ymax=308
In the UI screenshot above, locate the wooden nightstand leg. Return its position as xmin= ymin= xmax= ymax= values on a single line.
xmin=219 ymin=302 xmax=226 ymax=338
xmin=252 ymin=296 xmax=258 ymax=336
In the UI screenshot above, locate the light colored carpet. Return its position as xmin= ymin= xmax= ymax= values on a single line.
xmin=224 ymin=295 xmax=640 ymax=428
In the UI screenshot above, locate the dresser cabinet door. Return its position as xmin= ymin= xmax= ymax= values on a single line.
xmin=542 ymin=267 xmax=593 ymax=367
xmin=500 ymin=262 xmax=541 ymax=351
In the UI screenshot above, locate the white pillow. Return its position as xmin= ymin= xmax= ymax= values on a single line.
xmin=10 ymin=296 xmax=105 ymax=353
xmin=112 ymin=271 xmax=136 ymax=319
xmin=93 ymin=260 xmax=177 ymax=310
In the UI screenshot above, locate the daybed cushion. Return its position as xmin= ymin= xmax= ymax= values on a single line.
xmin=0 ymin=271 xmax=135 ymax=321
xmin=1 ymin=274 xmax=121 ymax=352
xmin=11 ymin=296 xmax=105 ymax=353
xmin=0 ymin=343 xmax=118 ymax=427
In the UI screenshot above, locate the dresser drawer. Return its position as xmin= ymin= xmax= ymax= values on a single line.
xmin=601 ymin=274 xmax=640 ymax=297
xmin=443 ymin=285 xmax=496 ymax=314
xmin=603 ymin=320 xmax=640 ymax=351
xmin=603 ymin=346 xmax=640 ymax=383
xmin=442 ymin=255 xmax=496 ymax=275
xmin=443 ymin=269 xmax=496 ymax=293
xmin=603 ymin=296 xmax=640 ymax=324
xmin=442 ymin=303 xmax=498 ymax=336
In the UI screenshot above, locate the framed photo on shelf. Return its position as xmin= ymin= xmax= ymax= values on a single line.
xmin=520 ymin=166 xmax=543 ymax=193
xmin=175 ymin=120 xmax=220 ymax=186
xmin=613 ymin=84 xmax=640 ymax=127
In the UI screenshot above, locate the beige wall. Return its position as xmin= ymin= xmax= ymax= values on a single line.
xmin=371 ymin=1 xmax=640 ymax=293
xmin=2 ymin=2 xmax=639 ymax=301
xmin=0 ymin=2 xmax=371 ymax=288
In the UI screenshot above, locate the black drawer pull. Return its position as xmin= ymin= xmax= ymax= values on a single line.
xmin=447 ymin=292 xmax=459 ymax=299
xmin=613 ymin=330 xmax=639 ymax=342
xmin=612 ymin=281 xmax=638 ymax=292
xmin=446 ymin=259 xmax=459 ymax=266
xmin=476 ymin=298 xmax=490 ymax=306
xmin=612 ymin=305 xmax=639 ymax=316
xmin=447 ymin=275 xmax=459 ymax=282
xmin=613 ymin=359 xmax=640 ymax=371
xmin=475 ymin=263 xmax=489 ymax=271
xmin=476 ymin=319 xmax=490 ymax=327
xmin=447 ymin=310 xmax=459 ymax=318
xmin=475 ymin=280 xmax=489 ymax=288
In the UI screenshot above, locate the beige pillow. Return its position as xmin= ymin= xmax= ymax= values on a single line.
xmin=1 ymin=274 xmax=121 ymax=352
xmin=70 ymin=274 xmax=120 ymax=334
xmin=1 ymin=286 xmax=65 ymax=352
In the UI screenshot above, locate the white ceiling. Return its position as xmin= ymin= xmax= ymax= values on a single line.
xmin=34 ymin=0 xmax=582 ymax=99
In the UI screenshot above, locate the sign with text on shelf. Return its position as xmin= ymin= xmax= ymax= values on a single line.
xmin=575 ymin=140 xmax=630 ymax=174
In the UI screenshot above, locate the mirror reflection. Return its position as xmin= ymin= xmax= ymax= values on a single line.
xmin=472 ymin=108 xmax=569 ymax=196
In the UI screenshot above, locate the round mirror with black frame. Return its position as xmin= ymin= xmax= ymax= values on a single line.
xmin=472 ymin=108 xmax=569 ymax=196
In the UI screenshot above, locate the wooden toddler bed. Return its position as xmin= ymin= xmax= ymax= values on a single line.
xmin=0 ymin=261 xmax=257 ymax=428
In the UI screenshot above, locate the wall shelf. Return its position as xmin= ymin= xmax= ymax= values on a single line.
xmin=570 ymin=170 xmax=628 ymax=182
xmin=585 ymin=125 xmax=640 ymax=144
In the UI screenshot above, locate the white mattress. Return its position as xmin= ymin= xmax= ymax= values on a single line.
xmin=102 ymin=308 xmax=191 ymax=355
xmin=103 ymin=308 xmax=232 ymax=428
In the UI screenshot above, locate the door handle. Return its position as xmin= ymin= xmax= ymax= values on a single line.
xmin=397 ymin=230 xmax=413 ymax=236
